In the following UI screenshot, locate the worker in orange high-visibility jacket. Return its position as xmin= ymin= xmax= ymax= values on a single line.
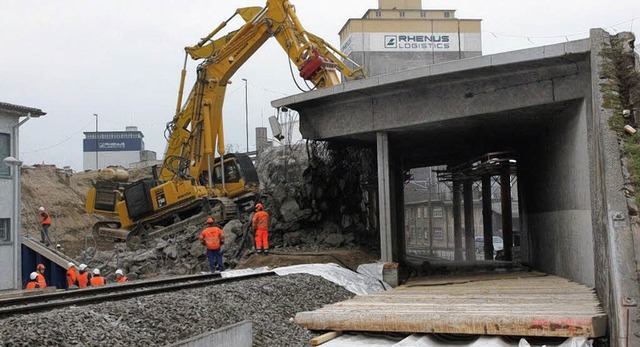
xmin=35 ymin=263 xmax=47 ymax=288
xmin=89 ymin=268 xmax=105 ymax=286
xmin=77 ymin=264 xmax=92 ymax=288
xmin=25 ymin=272 xmax=41 ymax=290
xmin=199 ymin=218 xmax=225 ymax=272
xmin=38 ymin=206 xmax=52 ymax=246
xmin=115 ymin=269 xmax=128 ymax=283
xmin=252 ymin=203 xmax=270 ymax=255
xmin=66 ymin=262 xmax=78 ymax=288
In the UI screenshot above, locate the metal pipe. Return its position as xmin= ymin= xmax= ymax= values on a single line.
xmin=12 ymin=113 xmax=30 ymax=289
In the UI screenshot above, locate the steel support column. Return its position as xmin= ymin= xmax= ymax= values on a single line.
xmin=482 ymin=175 xmax=494 ymax=260
xmin=463 ymin=180 xmax=476 ymax=261
xmin=501 ymin=168 xmax=513 ymax=261
xmin=453 ymin=180 xmax=463 ymax=261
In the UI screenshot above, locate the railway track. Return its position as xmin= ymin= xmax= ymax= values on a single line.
xmin=0 ymin=271 xmax=275 ymax=316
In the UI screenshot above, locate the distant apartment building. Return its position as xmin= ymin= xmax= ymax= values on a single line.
xmin=339 ymin=0 xmax=482 ymax=76
xmin=83 ymin=126 xmax=157 ymax=170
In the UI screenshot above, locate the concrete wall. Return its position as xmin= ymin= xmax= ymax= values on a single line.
xmin=518 ymin=101 xmax=595 ymax=286
xmin=165 ymin=321 xmax=252 ymax=347
xmin=0 ymin=114 xmax=18 ymax=290
xmin=349 ymin=51 xmax=482 ymax=76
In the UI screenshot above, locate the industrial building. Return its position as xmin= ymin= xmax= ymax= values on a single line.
xmin=0 ymin=102 xmax=45 ymax=290
xmin=83 ymin=126 xmax=157 ymax=170
xmin=339 ymin=0 xmax=482 ymax=76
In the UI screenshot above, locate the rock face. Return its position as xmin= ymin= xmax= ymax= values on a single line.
xmin=255 ymin=143 xmax=379 ymax=251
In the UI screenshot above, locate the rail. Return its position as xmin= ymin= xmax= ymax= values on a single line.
xmin=0 ymin=271 xmax=275 ymax=316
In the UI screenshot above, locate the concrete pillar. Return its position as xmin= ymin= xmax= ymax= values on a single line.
xmin=377 ymin=132 xmax=393 ymax=262
xmin=453 ymin=180 xmax=463 ymax=261
xmin=501 ymin=168 xmax=513 ymax=261
xmin=482 ymin=175 xmax=494 ymax=260
xmin=463 ymin=180 xmax=476 ymax=261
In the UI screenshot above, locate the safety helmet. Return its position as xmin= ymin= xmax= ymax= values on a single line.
xmin=115 ymin=269 xmax=124 ymax=276
xmin=255 ymin=203 xmax=263 ymax=211
xmin=206 ymin=217 xmax=214 ymax=224
xmin=93 ymin=268 xmax=101 ymax=275
xmin=67 ymin=262 xmax=75 ymax=268
xmin=36 ymin=263 xmax=45 ymax=270
xmin=38 ymin=207 xmax=45 ymax=212
xmin=30 ymin=272 xmax=38 ymax=280
xmin=78 ymin=264 xmax=87 ymax=271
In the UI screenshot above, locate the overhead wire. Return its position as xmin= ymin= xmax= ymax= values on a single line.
xmin=20 ymin=119 xmax=94 ymax=154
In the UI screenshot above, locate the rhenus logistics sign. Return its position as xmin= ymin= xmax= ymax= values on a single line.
xmin=341 ymin=32 xmax=481 ymax=54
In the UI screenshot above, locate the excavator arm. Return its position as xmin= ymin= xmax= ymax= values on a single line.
xmin=160 ymin=0 xmax=364 ymax=185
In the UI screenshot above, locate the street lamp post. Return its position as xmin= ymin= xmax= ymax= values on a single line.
xmin=93 ymin=113 xmax=99 ymax=170
xmin=242 ymin=78 xmax=248 ymax=153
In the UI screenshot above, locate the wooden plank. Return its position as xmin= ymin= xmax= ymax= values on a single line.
xmin=310 ymin=331 xmax=342 ymax=346
xmin=296 ymin=273 xmax=607 ymax=338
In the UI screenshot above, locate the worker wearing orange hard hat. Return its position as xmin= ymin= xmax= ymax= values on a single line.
xmin=199 ymin=217 xmax=225 ymax=272
xmin=252 ymin=203 xmax=270 ymax=255
xmin=35 ymin=263 xmax=47 ymax=288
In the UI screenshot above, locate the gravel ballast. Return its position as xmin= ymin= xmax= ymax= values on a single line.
xmin=0 ymin=273 xmax=353 ymax=347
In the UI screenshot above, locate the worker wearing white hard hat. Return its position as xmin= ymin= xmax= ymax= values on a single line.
xmin=77 ymin=263 xmax=91 ymax=288
xmin=25 ymin=272 xmax=41 ymax=290
xmin=37 ymin=206 xmax=52 ymax=246
xmin=66 ymin=262 xmax=78 ymax=288
xmin=115 ymin=269 xmax=128 ymax=284
xmin=90 ymin=268 xmax=105 ymax=286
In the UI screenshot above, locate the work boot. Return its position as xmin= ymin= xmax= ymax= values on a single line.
xmin=264 ymin=249 xmax=269 ymax=256
xmin=256 ymin=248 xmax=263 ymax=254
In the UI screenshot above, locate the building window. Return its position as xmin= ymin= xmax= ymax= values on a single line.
xmin=433 ymin=207 xmax=443 ymax=218
xmin=399 ymin=11 xmax=405 ymax=18
xmin=444 ymin=11 xmax=450 ymax=18
xmin=417 ymin=208 xmax=422 ymax=218
xmin=434 ymin=228 xmax=444 ymax=240
xmin=0 ymin=219 xmax=10 ymax=242
xmin=375 ymin=11 xmax=381 ymax=18
xmin=421 ymin=10 xmax=427 ymax=18
xmin=424 ymin=207 xmax=429 ymax=218
xmin=0 ymin=133 xmax=10 ymax=176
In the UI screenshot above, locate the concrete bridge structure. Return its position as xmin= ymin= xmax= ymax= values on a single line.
xmin=274 ymin=29 xmax=640 ymax=346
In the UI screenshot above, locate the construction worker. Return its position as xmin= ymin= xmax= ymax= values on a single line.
xmin=115 ymin=269 xmax=128 ymax=283
xmin=199 ymin=217 xmax=225 ymax=272
xmin=90 ymin=268 xmax=106 ymax=286
xmin=35 ymin=263 xmax=47 ymax=288
xmin=38 ymin=207 xmax=52 ymax=246
xmin=66 ymin=262 xmax=78 ymax=288
xmin=25 ymin=272 xmax=41 ymax=290
xmin=252 ymin=203 xmax=270 ymax=255
xmin=77 ymin=263 xmax=92 ymax=288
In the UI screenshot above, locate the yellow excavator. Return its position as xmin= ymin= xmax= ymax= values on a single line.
xmin=85 ymin=0 xmax=365 ymax=243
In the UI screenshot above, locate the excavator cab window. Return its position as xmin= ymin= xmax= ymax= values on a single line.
xmin=213 ymin=160 xmax=241 ymax=184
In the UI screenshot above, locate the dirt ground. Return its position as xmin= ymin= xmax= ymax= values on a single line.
xmin=237 ymin=248 xmax=378 ymax=271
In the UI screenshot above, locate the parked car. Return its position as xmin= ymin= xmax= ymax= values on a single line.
xmin=474 ymin=236 xmax=504 ymax=259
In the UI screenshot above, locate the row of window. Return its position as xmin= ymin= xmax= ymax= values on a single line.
xmin=406 ymin=207 xmax=443 ymax=219
xmin=408 ymin=226 xmax=445 ymax=241
xmin=374 ymin=10 xmax=451 ymax=18
xmin=86 ymin=133 xmax=142 ymax=140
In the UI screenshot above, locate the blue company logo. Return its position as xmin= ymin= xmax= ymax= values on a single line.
xmin=384 ymin=35 xmax=397 ymax=48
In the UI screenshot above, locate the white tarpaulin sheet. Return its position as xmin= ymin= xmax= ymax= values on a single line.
xmin=220 ymin=263 xmax=388 ymax=295
xmin=322 ymin=334 xmax=593 ymax=347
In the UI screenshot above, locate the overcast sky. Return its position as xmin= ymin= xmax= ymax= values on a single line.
xmin=1 ymin=0 xmax=639 ymax=171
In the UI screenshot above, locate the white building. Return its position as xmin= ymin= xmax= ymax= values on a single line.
xmin=83 ymin=126 xmax=156 ymax=170
xmin=0 ymin=102 xmax=45 ymax=290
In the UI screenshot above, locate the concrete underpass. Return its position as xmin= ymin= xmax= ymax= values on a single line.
xmin=274 ymin=28 xmax=640 ymax=346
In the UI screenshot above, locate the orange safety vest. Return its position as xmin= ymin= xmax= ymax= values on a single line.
xmin=199 ymin=227 xmax=224 ymax=250
xmin=90 ymin=276 xmax=105 ymax=286
xmin=66 ymin=268 xmax=78 ymax=287
xmin=77 ymin=272 xmax=91 ymax=288
xmin=36 ymin=273 xmax=47 ymax=288
xmin=25 ymin=281 xmax=41 ymax=290
xmin=117 ymin=276 xmax=128 ymax=283
xmin=252 ymin=210 xmax=269 ymax=231
xmin=39 ymin=211 xmax=51 ymax=226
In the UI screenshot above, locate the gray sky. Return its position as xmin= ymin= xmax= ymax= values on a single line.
xmin=1 ymin=0 xmax=639 ymax=171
